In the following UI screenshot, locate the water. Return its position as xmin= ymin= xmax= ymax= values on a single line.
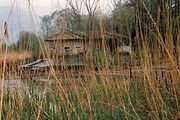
xmin=0 ymin=79 xmax=24 ymax=90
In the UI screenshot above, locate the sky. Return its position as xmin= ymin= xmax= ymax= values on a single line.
xmin=0 ymin=0 xmax=114 ymax=42
xmin=0 ymin=0 xmax=113 ymax=16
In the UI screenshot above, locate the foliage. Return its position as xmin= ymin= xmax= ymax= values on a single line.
xmin=40 ymin=9 xmax=86 ymax=37
xmin=40 ymin=8 xmax=103 ymax=38
xmin=111 ymin=4 xmax=133 ymax=36
xmin=16 ymin=31 xmax=45 ymax=59
xmin=0 ymin=0 xmax=180 ymax=119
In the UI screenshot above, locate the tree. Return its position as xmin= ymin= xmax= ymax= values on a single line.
xmin=40 ymin=8 xmax=82 ymax=37
xmin=111 ymin=4 xmax=133 ymax=36
xmin=17 ymin=31 xmax=45 ymax=59
xmin=40 ymin=15 xmax=52 ymax=38
xmin=84 ymin=0 xmax=100 ymax=32
xmin=67 ymin=0 xmax=85 ymax=32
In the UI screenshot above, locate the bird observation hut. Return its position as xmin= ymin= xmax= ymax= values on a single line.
xmin=22 ymin=32 xmax=86 ymax=73
xmin=44 ymin=31 xmax=85 ymax=58
xmin=44 ymin=31 xmax=86 ymax=69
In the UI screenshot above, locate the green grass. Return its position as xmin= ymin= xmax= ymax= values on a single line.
xmin=0 ymin=1 xmax=179 ymax=119
xmin=1 ymin=75 xmax=179 ymax=120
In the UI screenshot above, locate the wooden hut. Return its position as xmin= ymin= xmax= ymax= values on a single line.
xmin=44 ymin=31 xmax=86 ymax=68
xmin=44 ymin=31 xmax=85 ymax=57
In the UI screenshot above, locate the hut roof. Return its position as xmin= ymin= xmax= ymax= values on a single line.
xmin=33 ymin=59 xmax=54 ymax=68
xmin=22 ymin=59 xmax=43 ymax=68
xmin=45 ymin=31 xmax=83 ymax=41
xmin=22 ymin=59 xmax=54 ymax=69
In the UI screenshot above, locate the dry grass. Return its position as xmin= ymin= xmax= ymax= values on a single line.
xmin=0 ymin=0 xmax=179 ymax=120
xmin=0 ymin=51 xmax=31 ymax=62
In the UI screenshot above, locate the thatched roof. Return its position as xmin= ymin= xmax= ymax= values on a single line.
xmin=45 ymin=32 xmax=83 ymax=41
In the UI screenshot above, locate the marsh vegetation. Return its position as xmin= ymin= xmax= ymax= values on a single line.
xmin=0 ymin=0 xmax=180 ymax=119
